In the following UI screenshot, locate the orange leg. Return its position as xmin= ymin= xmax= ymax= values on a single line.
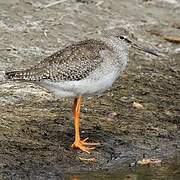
xmin=71 ymin=96 xmax=100 ymax=154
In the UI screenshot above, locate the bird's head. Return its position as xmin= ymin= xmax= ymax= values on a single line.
xmin=106 ymin=27 xmax=165 ymax=57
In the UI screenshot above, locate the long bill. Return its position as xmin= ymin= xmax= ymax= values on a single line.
xmin=129 ymin=38 xmax=166 ymax=57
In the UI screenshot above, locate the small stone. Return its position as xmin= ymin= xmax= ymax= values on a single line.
xmin=137 ymin=158 xmax=162 ymax=165
xmin=132 ymin=102 xmax=144 ymax=109
xmin=108 ymin=112 xmax=118 ymax=118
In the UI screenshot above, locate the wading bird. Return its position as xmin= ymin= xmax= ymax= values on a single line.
xmin=5 ymin=28 xmax=162 ymax=154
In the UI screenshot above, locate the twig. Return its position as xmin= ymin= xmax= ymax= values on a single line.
xmin=79 ymin=157 xmax=97 ymax=162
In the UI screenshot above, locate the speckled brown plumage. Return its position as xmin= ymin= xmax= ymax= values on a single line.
xmin=5 ymin=39 xmax=111 ymax=82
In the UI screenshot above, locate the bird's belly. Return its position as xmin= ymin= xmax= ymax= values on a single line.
xmin=39 ymin=69 xmax=120 ymax=98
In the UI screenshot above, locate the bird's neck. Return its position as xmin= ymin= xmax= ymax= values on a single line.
xmin=103 ymin=36 xmax=129 ymax=67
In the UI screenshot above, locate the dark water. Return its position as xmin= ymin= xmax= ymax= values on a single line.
xmin=65 ymin=157 xmax=180 ymax=180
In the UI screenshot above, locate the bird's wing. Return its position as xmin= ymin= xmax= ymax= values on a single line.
xmin=5 ymin=39 xmax=110 ymax=81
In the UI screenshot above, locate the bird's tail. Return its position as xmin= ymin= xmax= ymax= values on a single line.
xmin=4 ymin=70 xmax=29 ymax=81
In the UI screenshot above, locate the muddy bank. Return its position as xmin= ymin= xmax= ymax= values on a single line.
xmin=66 ymin=156 xmax=180 ymax=179
xmin=0 ymin=0 xmax=180 ymax=179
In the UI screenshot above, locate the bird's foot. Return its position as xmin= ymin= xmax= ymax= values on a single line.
xmin=71 ymin=137 xmax=100 ymax=154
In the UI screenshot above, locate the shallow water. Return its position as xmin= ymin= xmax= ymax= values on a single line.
xmin=66 ymin=156 xmax=180 ymax=180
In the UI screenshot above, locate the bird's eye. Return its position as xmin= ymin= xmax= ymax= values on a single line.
xmin=118 ymin=35 xmax=132 ymax=44
xmin=119 ymin=36 xmax=125 ymax=40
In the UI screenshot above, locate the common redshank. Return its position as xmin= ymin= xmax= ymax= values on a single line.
xmin=5 ymin=28 xmax=161 ymax=154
